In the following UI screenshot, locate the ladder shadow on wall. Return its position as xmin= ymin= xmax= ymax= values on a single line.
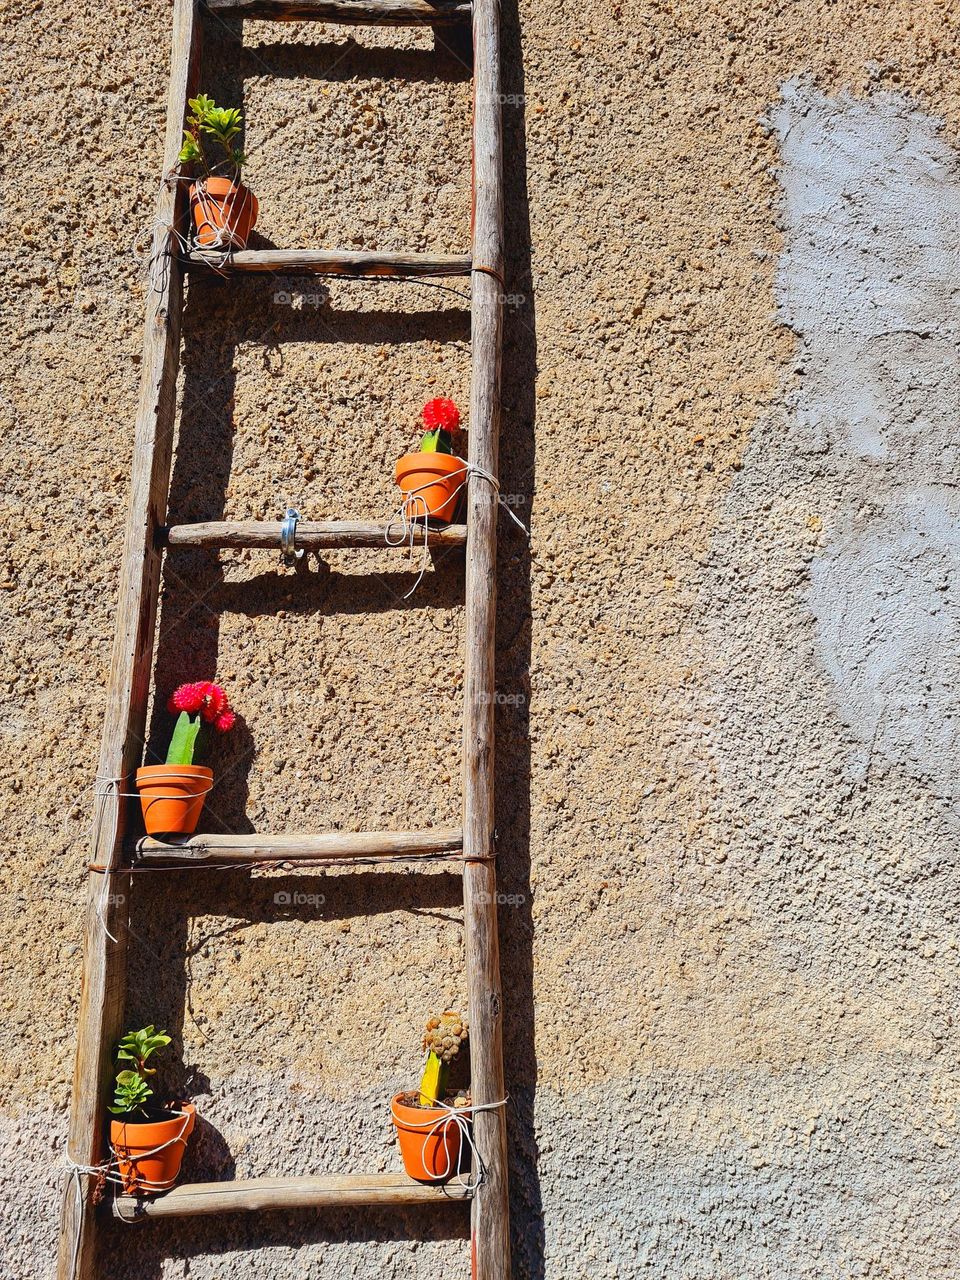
xmin=491 ymin=1 xmax=543 ymax=1274
xmin=106 ymin=1205 xmax=470 ymax=1272
xmin=241 ymin=37 xmax=474 ymax=86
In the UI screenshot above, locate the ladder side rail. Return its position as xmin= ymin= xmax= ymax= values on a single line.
xmin=461 ymin=1 xmax=511 ymax=1278
xmin=56 ymin=3 xmax=202 ymax=1276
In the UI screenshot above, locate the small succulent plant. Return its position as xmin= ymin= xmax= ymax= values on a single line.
xmin=418 ymin=398 xmax=461 ymax=455
xmin=418 ymin=1010 xmax=468 ymax=1107
xmin=178 ymin=94 xmax=247 ymax=178
xmin=165 ymin=681 xmax=235 ymax=767
xmin=109 ymin=1026 xmax=171 ymax=1119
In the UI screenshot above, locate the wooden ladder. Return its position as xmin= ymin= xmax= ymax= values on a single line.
xmin=57 ymin=0 xmax=510 ymax=1275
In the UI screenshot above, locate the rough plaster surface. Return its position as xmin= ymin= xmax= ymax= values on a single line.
xmin=5 ymin=1 xmax=960 ymax=1278
xmin=774 ymin=81 xmax=960 ymax=803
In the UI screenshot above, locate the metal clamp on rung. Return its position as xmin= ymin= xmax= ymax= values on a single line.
xmin=281 ymin=507 xmax=304 ymax=565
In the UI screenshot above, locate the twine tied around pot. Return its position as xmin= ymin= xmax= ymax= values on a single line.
xmin=189 ymin=177 xmax=256 ymax=253
xmin=64 ymin=1108 xmax=194 ymax=1277
xmin=385 ymin=460 xmax=529 ymax=598
xmin=80 ymin=776 xmax=215 ymax=940
xmin=134 ymin=171 xmax=247 ymax=293
xmin=396 ymin=1095 xmax=509 ymax=1192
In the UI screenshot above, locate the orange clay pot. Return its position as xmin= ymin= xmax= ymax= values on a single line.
xmin=135 ymin=765 xmax=212 ymax=837
xmin=395 ymin=451 xmax=467 ymax=524
xmin=110 ymin=1103 xmax=196 ymax=1195
xmin=391 ymin=1093 xmax=466 ymax=1183
xmin=189 ymin=177 xmax=259 ymax=248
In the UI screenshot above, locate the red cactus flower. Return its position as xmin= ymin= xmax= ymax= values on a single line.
xmin=213 ymin=710 xmax=236 ymax=734
xmin=422 ymin=398 xmax=460 ymax=433
xmin=198 ymin=683 xmax=228 ymax=723
xmin=168 ymin=682 xmax=206 ymax=715
xmin=168 ymin=680 xmax=231 ymax=725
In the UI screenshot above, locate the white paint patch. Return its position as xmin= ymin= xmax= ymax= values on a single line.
xmin=771 ymin=80 xmax=960 ymax=795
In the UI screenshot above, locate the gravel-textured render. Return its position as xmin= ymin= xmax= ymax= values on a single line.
xmin=3 ymin=1 xmax=960 ymax=1277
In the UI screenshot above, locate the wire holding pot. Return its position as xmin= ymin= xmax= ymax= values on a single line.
xmin=391 ymin=1095 xmax=509 ymax=1193
xmin=64 ymin=1107 xmax=195 ymax=1276
xmin=385 ymin=461 xmax=529 ymax=599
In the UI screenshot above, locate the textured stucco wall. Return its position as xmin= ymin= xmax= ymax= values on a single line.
xmin=4 ymin=1 xmax=960 ymax=1278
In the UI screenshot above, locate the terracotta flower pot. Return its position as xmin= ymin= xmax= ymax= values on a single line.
xmin=135 ymin=765 xmax=212 ymax=837
xmin=391 ymin=1092 xmax=466 ymax=1183
xmin=189 ymin=177 xmax=259 ymax=248
xmin=110 ymin=1103 xmax=196 ymax=1195
xmin=395 ymin=452 xmax=466 ymax=524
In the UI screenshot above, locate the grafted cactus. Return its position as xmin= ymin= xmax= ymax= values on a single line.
xmin=418 ymin=398 xmax=461 ymax=455
xmin=165 ymin=681 xmax=235 ymax=765
xmin=419 ymin=1010 xmax=468 ymax=1106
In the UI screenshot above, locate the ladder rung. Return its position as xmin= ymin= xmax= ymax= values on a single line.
xmin=112 ymin=1172 xmax=471 ymax=1219
xmin=131 ymin=828 xmax=464 ymax=865
xmin=186 ymin=248 xmax=472 ymax=278
xmin=164 ymin=519 xmax=468 ymax=551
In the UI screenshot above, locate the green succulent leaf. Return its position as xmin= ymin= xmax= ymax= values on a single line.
xmin=116 ymin=1025 xmax=172 ymax=1067
xmin=109 ymin=1071 xmax=153 ymax=1117
xmin=181 ymin=96 xmax=246 ymax=173
xmin=201 ymin=106 xmax=243 ymax=143
xmin=110 ymin=1026 xmax=173 ymax=1117
xmin=187 ymin=94 xmax=216 ymax=126
xmin=178 ymin=133 xmax=203 ymax=166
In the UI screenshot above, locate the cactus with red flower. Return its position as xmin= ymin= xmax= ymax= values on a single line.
xmin=419 ymin=398 xmax=461 ymax=455
xmin=165 ymin=681 xmax=235 ymax=766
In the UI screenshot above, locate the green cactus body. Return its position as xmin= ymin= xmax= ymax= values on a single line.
xmin=418 ymin=1052 xmax=448 ymax=1107
xmin=166 ymin=712 xmax=201 ymax=766
xmin=419 ymin=428 xmax=453 ymax=455
xmin=418 ymin=1010 xmax=468 ymax=1106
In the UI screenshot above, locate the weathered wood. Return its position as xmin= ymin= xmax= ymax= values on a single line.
xmin=204 ymin=0 xmax=471 ymax=24
xmin=165 ymin=519 xmax=468 ymax=550
xmin=56 ymin=5 xmax=202 ymax=1279
xmin=186 ymin=248 xmax=473 ymax=277
xmin=113 ymin=1172 xmax=471 ymax=1219
xmin=132 ymin=827 xmax=464 ymax=864
xmin=460 ymin=2 xmax=510 ymax=1279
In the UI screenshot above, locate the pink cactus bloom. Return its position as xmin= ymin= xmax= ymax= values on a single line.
xmin=168 ymin=681 xmax=233 ymax=727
